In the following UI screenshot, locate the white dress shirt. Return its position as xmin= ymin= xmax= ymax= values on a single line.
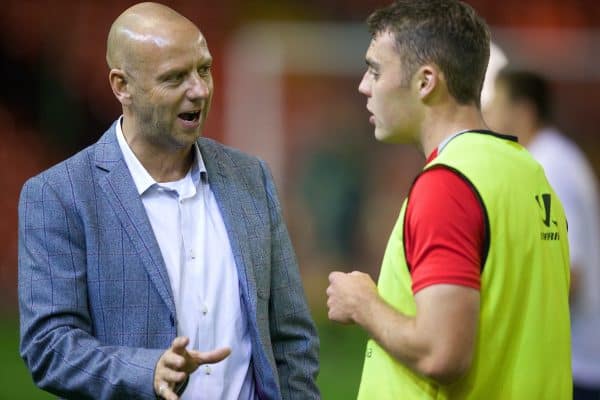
xmin=529 ymin=127 xmax=600 ymax=386
xmin=116 ymin=119 xmax=256 ymax=399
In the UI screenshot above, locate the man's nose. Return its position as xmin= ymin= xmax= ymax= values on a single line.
xmin=358 ymin=72 xmax=371 ymax=96
xmin=187 ymin=73 xmax=211 ymax=100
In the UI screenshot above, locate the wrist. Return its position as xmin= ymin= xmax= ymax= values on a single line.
xmin=352 ymin=291 xmax=379 ymax=327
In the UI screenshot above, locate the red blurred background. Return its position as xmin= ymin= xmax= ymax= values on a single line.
xmin=1 ymin=0 xmax=599 ymax=319
xmin=2 ymin=1 xmax=599 ymax=398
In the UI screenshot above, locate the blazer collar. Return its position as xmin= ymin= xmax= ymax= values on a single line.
xmin=95 ymin=120 xmax=256 ymax=315
xmin=93 ymin=122 xmax=259 ymax=320
xmin=196 ymin=138 xmax=259 ymax=315
xmin=94 ymin=121 xmax=177 ymax=317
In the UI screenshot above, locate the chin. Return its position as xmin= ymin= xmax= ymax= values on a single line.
xmin=179 ymin=126 xmax=203 ymax=140
xmin=374 ymin=128 xmax=390 ymax=142
xmin=375 ymin=128 xmax=408 ymax=144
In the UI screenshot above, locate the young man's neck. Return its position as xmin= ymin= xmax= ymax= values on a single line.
xmin=420 ymin=102 xmax=488 ymax=157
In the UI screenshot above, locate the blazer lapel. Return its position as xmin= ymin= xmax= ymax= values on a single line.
xmin=199 ymin=139 xmax=258 ymax=314
xmin=94 ymin=124 xmax=176 ymax=317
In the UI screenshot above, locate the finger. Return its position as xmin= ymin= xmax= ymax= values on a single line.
xmin=160 ymin=368 xmax=187 ymax=384
xmin=156 ymin=381 xmax=178 ymax=400
xmin=328 ymin=271 xmax=344 ymax=283
xmin=325 ymin=285 xmax=334 ymax=297
xmin=170 ymin=336 xmax=189 ymax=354
xmin=328 ymin=309 xmax=337 ymax=321
xmin=162 ymin=387 xmax=179 ymax=400
xmin=189 ymin=347 xmax=231 ymax=365
xmin=350 ymin=270 xmax=364 ymax=276
xmin=162 ymin=352 xmax=186 ymax=371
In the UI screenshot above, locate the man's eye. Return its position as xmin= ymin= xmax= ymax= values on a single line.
xmin=168 ymin=73 xmax=185 ymax=83
xmin=198 ymin=65 xmax=212 ymax=76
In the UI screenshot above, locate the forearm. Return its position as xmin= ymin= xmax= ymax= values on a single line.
xmin=20 ymin=321 xmax=163 ymax=399
xmin=354 ymin=285 xmax=479 ymax=384
xmin=355 ymin=296 xmax=434 ymax=378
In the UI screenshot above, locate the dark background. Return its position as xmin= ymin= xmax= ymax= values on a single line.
xmin=1 ymin=1 xmax=598 ymax=398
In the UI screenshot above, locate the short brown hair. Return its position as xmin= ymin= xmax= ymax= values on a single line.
xmin=367 ymin=0 xmax=490 ymax=106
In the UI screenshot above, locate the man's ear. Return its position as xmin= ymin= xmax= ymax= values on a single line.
xmin=415 ymin=65 xmax=439 ymax=101
xmin=109 ymin=69 xmax=132 ymax=105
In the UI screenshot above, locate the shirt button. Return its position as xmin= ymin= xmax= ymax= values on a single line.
xmin=202 ymin=304 xmax=208 ymax=315
xmin=205 ymin=365 xmax=211 ymax=375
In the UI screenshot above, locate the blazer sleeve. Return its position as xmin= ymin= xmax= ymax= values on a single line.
xmin=18 ymin=176 xmax=164 ymax=400
xmin=259 ymin=160 xmax=321 ymax=399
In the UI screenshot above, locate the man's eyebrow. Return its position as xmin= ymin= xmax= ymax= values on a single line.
xmin=365 ymin=57 xmax=380 ymax=69
xmin=157 ymin=67 xmax=185 ymax=81
xmin=200 ymin=56 xmax=213 ymax=66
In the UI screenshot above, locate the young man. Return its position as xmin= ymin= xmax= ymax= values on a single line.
xmin=487 ymin=68 xmax=600 ymax=399
xmin=326 ymin=1 xmax=571 ymax=398
xmin=18 ymin=3 xmax=319 ymax=399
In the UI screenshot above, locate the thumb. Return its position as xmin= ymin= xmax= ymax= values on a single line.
xmin=189 ymin=347 xmax=231 ymax=365
xmin=170 ymin=336 xmax=190 ymax=355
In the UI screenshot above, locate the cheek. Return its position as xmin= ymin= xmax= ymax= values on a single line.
xmin=371 ymin=86 xmax=390 ymax=114
xmin=377 ymin=89 xmax=404 ymax=123
xmin=201 ymin=94 xmax=213 ymax=120
xmin=150 ymin=87 xmax=180 ymax=107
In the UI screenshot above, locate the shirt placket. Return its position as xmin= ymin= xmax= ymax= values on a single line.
xmin=182 ymin=182 xmax=213 ymax=358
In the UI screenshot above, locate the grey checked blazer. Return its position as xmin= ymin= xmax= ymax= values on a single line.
xmin=18 ymin=121 xmax=320 ymax=399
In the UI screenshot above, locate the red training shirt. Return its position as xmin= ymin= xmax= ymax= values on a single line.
xmin=404 ymin=148 xmax=485 ymax=294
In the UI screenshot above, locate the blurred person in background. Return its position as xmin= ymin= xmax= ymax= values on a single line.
xmin=17 ymin=2 xmax=319 ymax=400
xmin=326 ymin=0 xmax=571 ymax=398
xmin=298 ymin=127 xmax=369 ymax=266
xmin=486 ymin=68 xmax=600 ymax=400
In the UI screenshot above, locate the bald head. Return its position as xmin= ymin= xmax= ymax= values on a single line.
xmin=106 ymin=2 xmax=201 ymax=71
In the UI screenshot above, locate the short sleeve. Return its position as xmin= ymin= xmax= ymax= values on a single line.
xmin=404 ymin=167 xmax=485 ymax=294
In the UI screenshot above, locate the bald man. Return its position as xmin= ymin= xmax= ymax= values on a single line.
xmin=18 ymin=3 xmax=319 ymax=400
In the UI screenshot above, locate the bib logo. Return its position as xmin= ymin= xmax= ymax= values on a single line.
xmin=535 ymin=193 xmax=560 ymax=240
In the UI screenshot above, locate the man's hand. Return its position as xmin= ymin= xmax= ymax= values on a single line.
xmin=154 ymin=337 xmax=231 ymax=400
xmin=326 ymin=271 xmax=379 ymax=325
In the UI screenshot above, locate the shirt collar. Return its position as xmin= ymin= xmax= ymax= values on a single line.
xmin=115 ymin=116 xmax=207 ymax=195
xmin=437 ymin=129 xmax=474 ymax=155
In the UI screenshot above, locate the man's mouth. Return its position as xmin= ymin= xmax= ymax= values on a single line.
xmin=178 ymin=110 xmax=201 ymax=122
xmin=366 ymin=107 xmax=375 ymax=125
